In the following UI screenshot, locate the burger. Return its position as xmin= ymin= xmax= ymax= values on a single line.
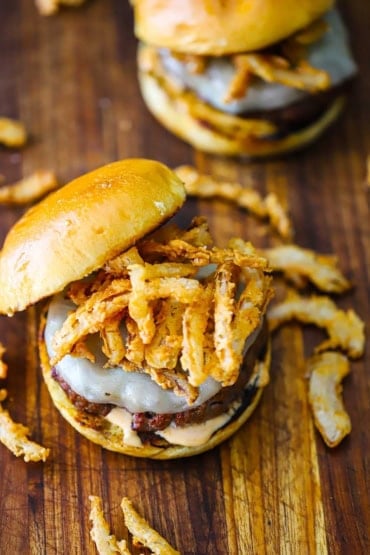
xmin=0 ymin=159 xmax=272 ymax=459
xmin=133 ymin=0 xmax=357 ymax=157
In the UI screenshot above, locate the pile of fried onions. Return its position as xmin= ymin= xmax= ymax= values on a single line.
xmin=50 ymin=218 xmax=273 ymax=404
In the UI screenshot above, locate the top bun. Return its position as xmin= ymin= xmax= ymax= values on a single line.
xmin=133 ymin=0 xmax=334 ymax=55
xmin=0 ymin=159 xmax=186 ymax=315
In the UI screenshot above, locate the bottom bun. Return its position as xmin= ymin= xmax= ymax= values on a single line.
xmin=39 ymin=313 xmax=271 ymax=459
xmin=138 ymin=48 xmax=345 ymax=158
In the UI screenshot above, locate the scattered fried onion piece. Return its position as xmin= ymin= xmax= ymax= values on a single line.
xmin=121 ymin=497 xmax=180 ymax=555
xmin=0 ymin=117 xmax=27 ymax=147
xmin=89 ymin=495 xmax=179 ymax=555
xmin=89 ymin=496 xmax=130 ymax=555
xmin=263 ymin=245 xmax=351 ymax=293
xmin=35 ymin=0 xmax=87 ymax=16
xmin=0 ymin=170 xmax=58 ymax=205
xmin=0 ymin=390 xmax=50 ymax=462
xmin=263 ymin=193 xmax=293 ymax=242
xmin=307 ymin=351 xmax=351 ymax=447
xmin=175 ymin=165 xmax=293 ymax=240
xmin=267 ymin=290 xmax=365 ymax=359
xmin=0 ymin=343 xmax=8 ymax=379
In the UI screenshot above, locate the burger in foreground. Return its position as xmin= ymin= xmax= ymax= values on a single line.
xmin=0 ymin=159 xmax=273 ymax=459
xmin=134 ymin=0 xmax=357 ymax=157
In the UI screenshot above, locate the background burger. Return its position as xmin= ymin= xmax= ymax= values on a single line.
xmin=0 ymin=159 xmax=272 ymax=459
xmin=133 ymin=0 xmax=357 ymax=157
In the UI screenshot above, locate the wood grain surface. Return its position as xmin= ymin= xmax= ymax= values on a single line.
xmin=0 ymin=1 xmax=369 ymax=554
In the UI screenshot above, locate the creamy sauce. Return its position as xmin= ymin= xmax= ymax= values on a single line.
xmin=157 ymin=412 xmax=230 ymax=446
xmin=160 ymin=10 xmax=357 ymax=114
xmin=106 ymin=407 xmax=143 ymax=447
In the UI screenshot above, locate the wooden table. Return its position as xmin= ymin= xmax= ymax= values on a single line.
xmin=0 ymin=1 xmax=369 ymax=553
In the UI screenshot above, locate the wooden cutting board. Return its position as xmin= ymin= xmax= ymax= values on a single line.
xmin=0 ymin=1 xmax=369 ymax=553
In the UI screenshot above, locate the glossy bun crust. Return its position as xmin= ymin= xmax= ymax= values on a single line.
xmin=39 ymin=312 xmax=271 ymax=459
xmin=137 ymin=51 xmax=346 ymax=158
xmin=133 ymin=0 xmax=334 ymax=55
xmin=0 ymin=159 xmax=185 ymax=315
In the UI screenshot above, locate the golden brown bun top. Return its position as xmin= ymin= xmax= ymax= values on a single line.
xmin=0 ymin=159 xmax=186 ymax=315
xmin=133 ymin=0 xmax=334 ymax=55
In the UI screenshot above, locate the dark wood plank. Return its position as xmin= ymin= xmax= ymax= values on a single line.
xmin=0 ymin=1 xmax=369 ymax=553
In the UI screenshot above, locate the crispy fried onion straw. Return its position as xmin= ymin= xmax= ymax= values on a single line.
xmin=121 ymin=497 xmax=180 ymax=555
xmin=0 ymin=389 xmax=50 ymax=462
xmin=307 ymin=351 xmax=352 ymax=447
xmin=89 ymin=495 xmax=131 ymax=555
xmin=263 ymin=244 xmax=351 ymax=293
xmin=226 ymin=36 xmax=330 ymax=102
xmin=89 ymin=495 xmax=180 ymax=555
xmin=50 ymin=218 xmax=272 ymax=402
xmin=227 ymin=53 xmax=330 ymax=103
xmin=174 ymin=165 xmax=293 ymax=240
xmin=0 ymin=170 xmax=58 ymax=205
xmin=267 ymin=290 xmax=365 ymax=359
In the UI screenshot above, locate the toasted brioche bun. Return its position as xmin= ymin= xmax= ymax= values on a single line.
xmin=0 ymin=159 xmax=185 ymax=316
xmin=133 ymin=0 xmax=334 ymax=55
xmin=138 ymin=57 xmax=346 ymax=157
xmin=39 ymin=308 xmax=271 ymax=459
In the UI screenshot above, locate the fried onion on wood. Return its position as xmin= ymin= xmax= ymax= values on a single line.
xmin=175 ymin=165 xmax=293 ymax=240
xmin=267 ymin=290 xmax=365 ymax=359
xmin=0 ymin=117 xmax=27 ymax=147
xmin=0 ymin=170 xmax=58 ymax=205
xmin=0 ymin=390 xmax=50 ymax=462
xmin=121 ymin=497 xmax=180 ymax=555
xmin=263 ymin=245 xmax=351 ymax=293
xmin=308 ymin=351 xmax=352 ymax=447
